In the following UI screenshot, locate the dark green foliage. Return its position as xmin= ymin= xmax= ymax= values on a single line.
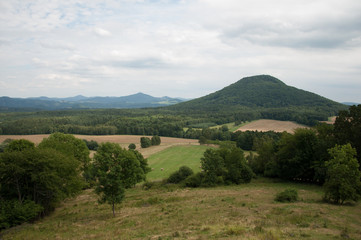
xmin=0 ymin=139 xmax=13 ymax=152
xmin=39 ymin=133 xmax=91 ymax=183
xmin=128 ymin=143 xmax=136 ymax=150
xmin=167 ymin=166 xmax=194 ymax=184
xmin=151 ymin=135 xmax=161 ymax=146
xmin=334 ymin=104 xmax=361 ymax=166
xmin=200 ymin=147 xmax=254 ymax=187
xmin=4 ymin=139 xmax=35 ymax=152
xmin=275 ymin=189 xmax=299 ymax=202
xmin=83 ymin=139 xmax=99 ymax=150
xmin=0 ymin=140 xmax=84 ymax=228
xmin=0 ymin=199 xmax=43 ymax=229
xmin=323 ymin=144 xmax=361 ymax=204
xmin=140 ymin=137 xmax=152 ymax=148
xmin=184 ymin=172 xmax=204 ymax=188
xmin=93 ymin=143 xmax=149 ymax=215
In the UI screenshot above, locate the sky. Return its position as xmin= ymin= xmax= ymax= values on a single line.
xmin=0 ymin=0 xmax=361 ymax=103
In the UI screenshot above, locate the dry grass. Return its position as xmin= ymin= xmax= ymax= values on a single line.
xmin=2 ymin=178 xmax=361 ymax=240
xmin=235 ymin=119 xmax=308 ymax=133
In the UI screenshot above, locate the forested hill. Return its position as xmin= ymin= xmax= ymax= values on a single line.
xmin=170 ymin=75 xmax=344 ymax=110
xmin=166 ymin=75 xmax=346 ymax=124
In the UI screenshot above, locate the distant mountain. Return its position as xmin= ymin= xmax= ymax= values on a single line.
xmin=168 ymin=75 xmax=346 ymax=125
xmin=0 ymin=93 xmax=185 ymax=111
xmin=342 ymin=102 xmax=360 ymax=106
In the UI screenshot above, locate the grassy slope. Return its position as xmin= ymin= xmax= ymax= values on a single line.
xmin=146 ymin=145 xmax=211 ymax=180
xmin=2 ymin=178 xmax=361 ymax=240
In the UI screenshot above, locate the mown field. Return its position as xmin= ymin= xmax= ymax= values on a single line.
xmin=1 ymin=178 xmax=360 ymax=240
xmin=235 ymin=119 xmax=308 ymax=133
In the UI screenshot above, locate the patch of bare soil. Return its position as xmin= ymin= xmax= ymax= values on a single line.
xmin=235 ymin=119 xmax=308 ymax=133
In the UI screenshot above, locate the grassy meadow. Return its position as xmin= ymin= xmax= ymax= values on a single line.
xmin=1 ymin=178 xmax=360 ymax=240
xmin=146 ymin=145 xmax=211 ymax=180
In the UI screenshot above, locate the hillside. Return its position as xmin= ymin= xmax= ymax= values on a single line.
xmin=171 ymin=75 xmax=344 ymax=110
xmin=0 ymin=93 xmax=185 ymax=111
xmin=168 ymin=75 xmax=346 ymax=125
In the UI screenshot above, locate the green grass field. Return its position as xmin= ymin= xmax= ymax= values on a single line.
xmin=146 ymin=145 xmax=212 ymax=180
xmin=2 ymin=178 xmax=360 ymax=240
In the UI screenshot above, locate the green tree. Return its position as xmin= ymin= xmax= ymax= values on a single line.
xmin=4 ymin=139 xmax=35 ymax=152
xmin=324 ymin=144 xmax=361 ymax=204
xmin=93 ymin=143 xmax=148 ymax=216
xmin=38 ymin=133 xmax=91 ymax=182
xmin=334 ymin=105 xmax=361 ymax=166
xmin=0 ymin=146 xmax=83 ymax=227
xmin=140 ymin=137 xmax=152 ymax=148
xmin=151 ymin=135 xmax=161 ymax=146
xmin=201 ymin=149 xmax=225 ymax=186
xmin=224 ymin=147 xmax=253 ymax=184
xmin=128 ymin=143 xmax=136 ymax=150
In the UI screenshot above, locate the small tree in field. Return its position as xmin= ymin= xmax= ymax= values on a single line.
xmin=324 ymin=144 xmax=361 ymax=204
xmin=93 ymin=142 xmax=148 ymax=216
xmin=140 ymin=137 xmax=151 ymax=148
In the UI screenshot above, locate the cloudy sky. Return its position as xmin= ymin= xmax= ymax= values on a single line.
xmin=1 ymin=0 xmax=361 ymax=102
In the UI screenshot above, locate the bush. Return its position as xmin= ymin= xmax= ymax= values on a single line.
xmin=140 ymin=137 xmax=152 ymax=148
xmin=128 ymin=143 xmax=136 ymax=150
xmin=0 ymin=199 xmax=43 ymax=230
xmin=83 ymin=139 xmax=99 ymax=150
xmin=167 ymin=166 xmax=194 ymax=184
xmin=184 ymin=172 xmax=204 ymax=188
xmin=275 ymin=188 xmax=298 ymax=202
xmin=151 ymin=136 xmax=161 ymax=146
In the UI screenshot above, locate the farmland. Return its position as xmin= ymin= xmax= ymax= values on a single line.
xmin=235 ymin=119 xmax=308 ymax=133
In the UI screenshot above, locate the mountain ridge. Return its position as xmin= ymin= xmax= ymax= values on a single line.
xmin=0 ymin=93 xmax=186 ymax=111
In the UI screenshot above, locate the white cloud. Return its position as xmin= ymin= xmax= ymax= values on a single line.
xmin=0 ymin=0 xmax=360 ymax=102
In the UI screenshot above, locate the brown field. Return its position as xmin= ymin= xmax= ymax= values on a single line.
xmin=0 ymin=134 xmax=199 ymax=158
xmin=235 ymin=119 xmax=308 ymax=133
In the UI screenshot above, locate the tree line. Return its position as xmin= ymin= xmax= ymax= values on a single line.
xmin=0 ymin=133 xmax=149 ymax=229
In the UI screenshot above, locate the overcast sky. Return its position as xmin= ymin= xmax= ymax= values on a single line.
xmin=1 ymin=0 xmax=361 ymax=102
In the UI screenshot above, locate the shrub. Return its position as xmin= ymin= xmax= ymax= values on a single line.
xmin=167 ymin=166 xmax=194 ymax=184
xmin=140 ymin=137 xmax=152 ymax=148
xmin=83 ymin=139 xmax=99 ymax=150
xmin=0 ymin=199 xmax=43 ymax=230
xmin=128 ymin=143 xmax=136 ymax=150
xmin=151 ymin=136 xmax=161 ymax=146
xmin=275 ymin=188 xmax=298 ymax=202
xmin=184 ymin=172 xmax=204 ymax=188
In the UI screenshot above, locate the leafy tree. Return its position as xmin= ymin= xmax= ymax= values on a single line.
xmin=39 ymin=133 xmax=90 ymax=169
xmin=83 ymin=139 xmax=99 ymax=150
xmin=201 ymin=148 xmax=225 ymax=186
xmin=128 ymin=143 xmax=136 ymax=150
xmin=334 ymin=105 xmax=361 ymax=166
xmin=93 ymin=143 xmax=148 ymax=215
xmin=223 ymin=147 xmax=253 ymax=184
xmin=38 ymin=133 xmax=91 ymax=182
xmin=0 ymin=146 xmax=83 ymax=227
xmin=151 ymin=135 xmax=161 ymax=146
xmin=276 ymin=129 xmax=319 ymax=181
xmin=140 ymin=137 xmax=152 ymax=148
xmin=4 ymin=139 xmax=35 ymax=152
xmin=323 ymin=144 xmax=361 ymax=204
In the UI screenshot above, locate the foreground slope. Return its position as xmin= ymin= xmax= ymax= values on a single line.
xmin=2 ymin=179 xmax=360 ymax=240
